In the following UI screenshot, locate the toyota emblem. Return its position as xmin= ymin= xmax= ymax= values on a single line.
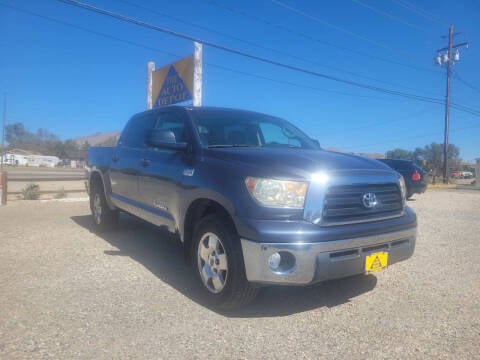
xmin=362 ymin=192 xmax=378 ymax=208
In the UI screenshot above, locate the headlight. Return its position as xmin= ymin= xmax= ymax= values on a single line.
xmin=398 ymin=176 xmax=406 ymax=204
xmin=245 ymin=177 xmax=308 ymax=208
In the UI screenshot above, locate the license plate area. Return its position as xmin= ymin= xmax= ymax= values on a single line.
xmin=365 ymin=251 xmax=389 ymax=274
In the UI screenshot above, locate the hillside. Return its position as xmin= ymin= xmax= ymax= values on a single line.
xmin=73 ymin=131 xmax=120 ymax=147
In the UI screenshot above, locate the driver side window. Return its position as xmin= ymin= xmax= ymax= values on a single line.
xmin=153 ymin=112 xmax=187 ymax=143
xmin=259 ymin=122 xmax=301 ymax=147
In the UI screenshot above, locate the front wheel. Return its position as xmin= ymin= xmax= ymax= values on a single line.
xmin=193 ymin=214 xmax=258 ymax=309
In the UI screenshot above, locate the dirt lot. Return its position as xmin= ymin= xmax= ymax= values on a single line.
xmin=0 ymin=189 xmax=479 ymax=359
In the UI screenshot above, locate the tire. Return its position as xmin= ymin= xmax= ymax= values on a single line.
xmin=192 ymin=214 xmax=259 ymax=309
xmin=91 ymin=179 xmax=118 ymax=232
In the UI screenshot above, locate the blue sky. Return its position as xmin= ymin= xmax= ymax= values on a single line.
xmin=1 ymin=0 xmax=479 ymax=161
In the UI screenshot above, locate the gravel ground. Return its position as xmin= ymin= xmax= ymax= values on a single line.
xmin=0 ymin=189 xmax=479 ymax=359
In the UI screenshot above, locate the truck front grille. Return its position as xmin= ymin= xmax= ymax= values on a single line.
xmin=321 ymin=184 xmax=403 ymax=225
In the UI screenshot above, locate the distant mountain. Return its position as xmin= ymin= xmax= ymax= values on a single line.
xmin=73 ymin=131 xmax=121 ymax=147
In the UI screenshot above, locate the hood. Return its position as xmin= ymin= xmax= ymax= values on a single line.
xmin=204 ymin=147 xmax=394 ymax=180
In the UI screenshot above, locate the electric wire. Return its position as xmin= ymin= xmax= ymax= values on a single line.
xmin=346 ymin=108 xmax=433 ymax=132
xmin=453 ymin=70 xmax=480 ymax=94
xmin=389 ymin=0 xmax=447 ymax=26
xmin=203 ymin=0 xmax=437 ymax=74
xmin=53 ymin=0 xmax=457 ymax=107
xmin=117 ymin=0 xmax=435 ymax=94
xmin=270 ymin=0 xmax=409 ymax=55
xmin=0 ymin=2 xmax=407 ymax=102
xmin=4 ymin=0 xmax=479 ymax=117
xmin=349 ymin=122 xmax=480 ymax=150
xmin=351 ymin=0 xmax=431 ymax=34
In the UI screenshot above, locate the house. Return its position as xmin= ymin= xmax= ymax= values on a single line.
xmin=0 ymin=148 xmax=60 ymax=167
xmin=27 ymin=155 xmax=60 ymax=168
xmin=1 ymin=148 xmax=33 ymax=166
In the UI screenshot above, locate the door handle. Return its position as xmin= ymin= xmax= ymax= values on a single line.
xmin=141 ymin=159 xmax=151 ymax=167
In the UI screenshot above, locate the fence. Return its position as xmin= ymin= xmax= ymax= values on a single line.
xmin=1 ymin=171 xmax=87 ymax=204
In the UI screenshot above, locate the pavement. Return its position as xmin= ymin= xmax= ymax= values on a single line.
xmin=0 ymin=189 xmax=479 ymax=359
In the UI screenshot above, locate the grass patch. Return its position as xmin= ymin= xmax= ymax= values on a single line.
xmin=54 ymin=187 xmax=67 ymax=199
xmin=20 ymin=183 xmax=40 ymax=200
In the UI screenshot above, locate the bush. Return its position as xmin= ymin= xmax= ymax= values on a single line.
xmin=21 ymin=183 xmax=40 ymax=200
xmin=54 ymin=187 xmax=66 ymax=199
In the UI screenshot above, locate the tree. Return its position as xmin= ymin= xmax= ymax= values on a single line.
xmin=414 ymin=142 xmax=460 ymax=183
xmin=385 ymin=148 xmax=413 ymax=160
xmin=5 ymin=122 xmax=83 ymax=159
xmin=5 ymin=122 xmax=34 ymax=146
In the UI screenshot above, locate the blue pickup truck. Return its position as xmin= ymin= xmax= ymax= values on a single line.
xmin=87 ymin=106 xmax=417 ymax=308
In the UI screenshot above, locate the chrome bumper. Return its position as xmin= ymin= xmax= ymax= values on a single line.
xmin=241 ymin=227 xmax=416 ymax=285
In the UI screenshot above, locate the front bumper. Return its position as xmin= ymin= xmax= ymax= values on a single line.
xmin=240 ymin=225 xmax=416 ymax=285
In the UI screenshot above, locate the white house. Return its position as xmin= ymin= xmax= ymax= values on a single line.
xmin=27 ymin=155 xmax=60 ymax=168
xmin=1 ymin=149 xmax=31 ymax=166
xmin=0 ymin=149 xmax=60 ymax=167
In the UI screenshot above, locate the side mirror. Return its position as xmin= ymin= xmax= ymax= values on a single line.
xmin=146 ymin=130 xmax=187 ymax=150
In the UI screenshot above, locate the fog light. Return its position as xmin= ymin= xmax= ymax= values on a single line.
xmin=268 ymin=252 xmax=281 ymax=270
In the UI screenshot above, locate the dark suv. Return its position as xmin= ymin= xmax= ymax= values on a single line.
xmin=378 ymin=159 xmax=427 ymax=199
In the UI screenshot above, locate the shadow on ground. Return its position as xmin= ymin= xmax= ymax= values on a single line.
xmin=71 ymin=214 xmax=377 ymax=318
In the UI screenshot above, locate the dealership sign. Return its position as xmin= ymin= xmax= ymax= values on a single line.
xmin=147 ymin=42 xmax=202 ymax=108
xmin=152 ymin=56 xmax=193 ymax=107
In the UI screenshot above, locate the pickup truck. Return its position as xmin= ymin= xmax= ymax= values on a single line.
xmin=87 ymin=106 xmax=417 ymax=308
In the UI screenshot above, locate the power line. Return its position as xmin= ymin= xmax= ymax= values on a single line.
xmin=117 ymin=0 xmax=434 ymax=94
xmin=346 ymin=107 xmax=433 ymax=132
xmin=389 ymin=0 xmax=447 ymax=26
xmin=351 ymin=0 xmax=431 ymax=34
xmin=270 ymin=0 xmax=409 ymax=55
xmin=348 ymin=122 xmax=480 ymax=150
xmin=205 ymin=63 xmax=400 ymax=101
xmin=0 ymin=2 xmax=404 ymax=102
xmin=204 ymin=0 xmax=437 ymax=74
xmin=451 ymin=103 xmax=480 ymax=117
xmin=453 ymin=70 xmax=480 ymax=94
xmin=53 ymin=0 xmax=480 ymax=117
xmin=53 ymin=0 xmax=449 ymax=103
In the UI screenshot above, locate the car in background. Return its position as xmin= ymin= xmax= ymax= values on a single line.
xmin=378 ymin=159 xmax=427 ymax=199
xmin=451 ymin=171 xmax=462 ymax=179
xmin=461 ymin=171 xmax=473 ymax=179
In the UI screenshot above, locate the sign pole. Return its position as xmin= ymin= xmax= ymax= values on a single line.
xmin=193 ymin=42 xmax=203 ymax=107
xmin=147 ymin=61 xmax=155 ymax=110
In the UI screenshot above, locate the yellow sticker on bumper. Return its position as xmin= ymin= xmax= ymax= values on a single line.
xmin=365 ymin=251 xmax=389 ymax=273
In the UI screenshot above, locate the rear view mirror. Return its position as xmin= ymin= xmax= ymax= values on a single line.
xmin=146 ymin=130 xmax=187 ymax=150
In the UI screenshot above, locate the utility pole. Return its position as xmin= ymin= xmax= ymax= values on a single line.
xmin=434 ymin=25 xmax=468 ymax=184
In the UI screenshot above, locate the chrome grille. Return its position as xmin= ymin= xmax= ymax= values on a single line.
xmin=322 ymin=184 xmax=403 ymax=225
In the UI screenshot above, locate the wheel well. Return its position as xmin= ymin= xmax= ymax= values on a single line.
xmin=183 ymin=199 xmax=236 ymax=265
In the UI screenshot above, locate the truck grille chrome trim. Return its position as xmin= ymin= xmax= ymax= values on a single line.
xmin=321 ymin=184 xmax=403 ymax=225
xmin=303 ymin=170 xmax=404 ymax=226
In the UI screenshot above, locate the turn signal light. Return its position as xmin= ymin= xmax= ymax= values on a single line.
xmin=412 ymin=171 xmax=421 ymax=181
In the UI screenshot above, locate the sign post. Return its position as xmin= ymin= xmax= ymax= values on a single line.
xmin=146 ymin=61 xmax=155 ymax=110
xmin=0 ymin=171 xmax=7 ymax=206
xmin=193 ymin=42 xmax=203 ymax=106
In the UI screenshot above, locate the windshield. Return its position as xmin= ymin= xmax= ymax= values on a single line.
xmin=191 ymin=110 xmax=320 ymax=149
